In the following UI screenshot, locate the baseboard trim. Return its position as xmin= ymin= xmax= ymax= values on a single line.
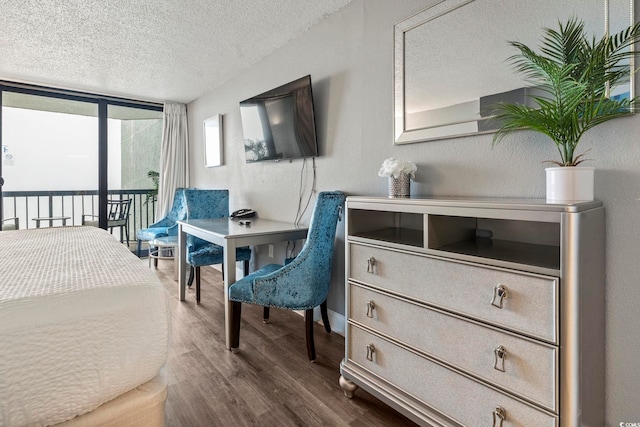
xmin=327 ymin=308 xmax=345 ymax=337
xmin=314 ymin=307 xmax=345 ymax=337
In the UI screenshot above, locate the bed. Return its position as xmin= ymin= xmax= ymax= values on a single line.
xmin=0 ymin=226 xmax=171 ymax=427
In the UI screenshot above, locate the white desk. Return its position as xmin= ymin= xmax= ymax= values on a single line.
xmin=177 ymin=218 xmax=308 ymax=349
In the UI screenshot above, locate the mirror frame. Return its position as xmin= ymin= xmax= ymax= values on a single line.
xmin=393 ymin=0 xmax=635 ymax=145
xmin=203 ymin=114 xmax=223 ymax=167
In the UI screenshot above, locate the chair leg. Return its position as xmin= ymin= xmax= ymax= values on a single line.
xmin=187 ymin=266 xmax=194 ymax=287
xmin=136 ymin=240 xmax=142 ymax=257
xmin=305 ymin=309 xmax=316 ymax=361
xmin=263 ymin=307 xmax=270 ymax=323
xmin=148 ymin=245 xmax=158 ymax=268
xmin=153 ymin=246 xmax=158 ymax=267
xmin=320 ymin=300 xmax=331 ymax=333
xmin=243 ymin=260 xmax=249 ymax=276
xmin=195 ymin=267 xmax=201 ymax=304
xmin=125 ymin=226 xmax=130 ymax=247
xmin=230 ymin=301 xmax=242 ymax=352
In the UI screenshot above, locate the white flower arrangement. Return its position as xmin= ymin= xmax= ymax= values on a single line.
xmin=378 ymin=157 xmax=417 ymax=179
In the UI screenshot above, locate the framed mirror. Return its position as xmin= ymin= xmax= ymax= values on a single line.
xmin=394 ymin=0 xmax=635 ymax=144
xmin=203 ymin=114 xmax=223 ymax=167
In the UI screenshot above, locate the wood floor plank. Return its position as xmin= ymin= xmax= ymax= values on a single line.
xmin=148 ymin=261 xmax=417 ymax=426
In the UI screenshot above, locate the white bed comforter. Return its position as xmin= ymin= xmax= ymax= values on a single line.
xmin=0 ymin=226 xmax=171 ymax=427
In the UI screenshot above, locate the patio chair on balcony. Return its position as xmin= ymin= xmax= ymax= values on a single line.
xmin=82 ymin=199 xmax=132 ymax=245
xmin=1 ymin=217 xmax=19 ymax=231
xmin=136 ymin=188 xmax=188 ymax=257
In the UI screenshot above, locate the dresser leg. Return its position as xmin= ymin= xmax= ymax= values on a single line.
xmin=339 ymin=375 xmax=358 ymax=398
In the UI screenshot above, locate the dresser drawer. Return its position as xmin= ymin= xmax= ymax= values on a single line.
xmin=349 ymin=283 xmax=558 ymax=411
xmin=349 ymin=243 xmax=558 ymax=343
xmin=347 ymin=325 xmax=557 ymax=427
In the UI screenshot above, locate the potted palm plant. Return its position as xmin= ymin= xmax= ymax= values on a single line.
xmin=491 ymin=18 xmax=640 ymax=201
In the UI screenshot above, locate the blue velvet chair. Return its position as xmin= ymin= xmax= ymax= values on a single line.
xmin=136 ymin=188 xmax=188 ymax=257
xmin=228 ymin=191 xmax=346 ymax=361
xmin=183 ymin=189 xmax=252 ymax=304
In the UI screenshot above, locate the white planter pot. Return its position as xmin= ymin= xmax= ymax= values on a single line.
xmin=545 ymin=166 xmax=595 ymax=202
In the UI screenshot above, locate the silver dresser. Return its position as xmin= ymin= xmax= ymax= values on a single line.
xmin=339 ymin=197 xmax=604 ymax=427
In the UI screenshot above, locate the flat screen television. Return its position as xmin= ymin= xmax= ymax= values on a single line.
xmin=240 ymin=75 xmax=318 ymax=163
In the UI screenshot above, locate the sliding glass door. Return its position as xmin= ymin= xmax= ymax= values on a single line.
xmin=1 ymin=91 xmax=98 ymax=229
xmin=106 ymin=104 xmax=162 ymax=243
xmin=0 ymin=82 xmax=162 ymax=249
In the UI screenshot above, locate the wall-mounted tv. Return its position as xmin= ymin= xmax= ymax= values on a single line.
xmin=240 ymin=75 xmax=318 ymax=163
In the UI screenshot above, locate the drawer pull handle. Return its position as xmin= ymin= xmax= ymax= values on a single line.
xmin=493 ymin=346 xmax=507 ymax=372
xmin=367 ymin=257 xmax=376 ymax=273
xmin=366 ymin=300 xmax=376 ymax=318
xmin=366 ymin=344 xmax=376 ymax=361
xmin=492 ymin=406 xmax=506 ymax=427
xmin=491 ymin=284 xmax=507 ymax=308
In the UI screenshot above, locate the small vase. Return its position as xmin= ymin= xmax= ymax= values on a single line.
xmin=545 ymin=166 xmax=594 ymax=202
xmin=388 ymin=173 xmax=411 ymax=198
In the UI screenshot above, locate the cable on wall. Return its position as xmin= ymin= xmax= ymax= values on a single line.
xmin=288 ymin=157 xmax=317 ymax=260
xmin=294 ymin=156 xmax=316 ymax=226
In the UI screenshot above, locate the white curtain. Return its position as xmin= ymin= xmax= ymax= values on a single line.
xmin=156 ymin=102 xmax=189 ymax=221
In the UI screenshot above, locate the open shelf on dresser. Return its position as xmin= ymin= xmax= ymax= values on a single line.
xmin=435 ymin=239 xmax=560 ymax=270
xmin=348 ymin=209 xmax=424 ymax=248
xmin=428 ymin=214 xmax=561 ymax=270
xmin=352 ymin=227 xmax=424 ymax=248
xmin=348 ymin=206 xmax=561 ymax=270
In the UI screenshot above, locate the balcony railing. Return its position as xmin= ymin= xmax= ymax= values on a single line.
xmin=2 ymin=189 xmax=157 ymax=248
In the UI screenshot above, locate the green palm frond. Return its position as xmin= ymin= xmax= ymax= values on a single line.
xmin=145 ymin=170 xmax=159 ymax=205
xmin=491 ymin=17 xmax=640 ymax=166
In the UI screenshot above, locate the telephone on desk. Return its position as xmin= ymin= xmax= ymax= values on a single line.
xmin=231 ymin=209 xmax=256 ymax=219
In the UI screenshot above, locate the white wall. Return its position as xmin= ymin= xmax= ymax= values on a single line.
xmin=187 ymin=0 xmax=640 ymax=423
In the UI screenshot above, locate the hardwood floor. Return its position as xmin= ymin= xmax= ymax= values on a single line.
xmin=150 ymin=261 xmax=417 ymax=427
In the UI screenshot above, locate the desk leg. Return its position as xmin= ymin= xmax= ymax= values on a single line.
xmin=178 ymin=225 xmax=187 ymax=301
xmin=223 ymin=239 xmax=237 ymax=351
xmin=173 ymin=247 xmax=178 ymax=281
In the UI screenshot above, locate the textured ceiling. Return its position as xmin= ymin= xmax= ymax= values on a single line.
xmin=0 ymin=0 xmax=353 ymax=104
